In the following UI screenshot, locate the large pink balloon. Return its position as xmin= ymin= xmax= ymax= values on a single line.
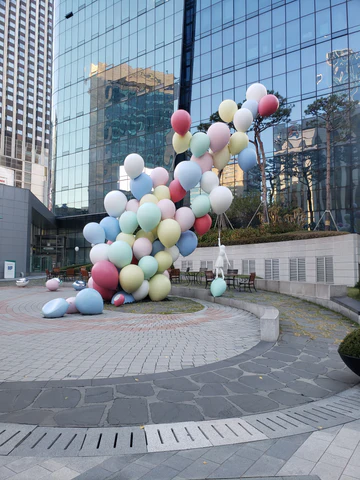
xmin=91 ymin=260 xmax=119 ymax=290
xmin=169 ymin=179 xmax=187 ymax=203
xmin=258 ymin=94 xmax=279 ymax=117
xmin=171 ymin=110 xmax=191 ymax=136
xmin=150 ymin=167 xmax=169 ymax=187
xmin=46 ymin=279 xmax=59 ymax=291
xmin=158 ymin=199 xmax=176 ymax=219
xmin=207 ymin=123 xmax=231 ymax=153
xmin=175 ymin=207 xmax=196 ymax=232
xmin=91 ymin=279 xmax=115 ymax=302
xmin=133 ymin=237 xmax=152 ymax=260
xmin=66 ymin=297 xmax=78 ymax=314
xmin=190 ymin=152 xmax=213 ymax=173
xmin=126 ymin=199 xmax=140 ymax=213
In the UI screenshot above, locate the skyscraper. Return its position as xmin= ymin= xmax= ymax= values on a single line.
xmin=0 ymin=0 xmax=53 ymax=206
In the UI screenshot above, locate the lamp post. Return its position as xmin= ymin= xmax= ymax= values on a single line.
xmin=75 ymin=246 xmax=79 ymax=265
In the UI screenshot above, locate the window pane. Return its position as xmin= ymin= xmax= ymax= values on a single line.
xmin=301 ymin=14 xmax=315 ymax=42
xmin=331 ymin=4 xmax=347 ymax=32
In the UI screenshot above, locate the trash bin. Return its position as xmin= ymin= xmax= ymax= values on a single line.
xmin=4 ymin=261 xmax=16 ymax=279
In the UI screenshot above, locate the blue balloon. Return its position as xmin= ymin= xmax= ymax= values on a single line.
xmin=176 ymin=161 xmax=202 ymax=191
xmin=83 ymin=222 xmax=106 ymax=245
xmin=75 ymin=288 xmax=103 ymax=315
xmin=237 ymin=148 xmax=257 ymax=173
xmin=176 ymin=230 xmax=198 ymax=257
xmin=42 ymin=298 xmax=69 ymax=318
xmin=100 ymin=216 xmax=121 ymax=241
xmin=73 ymin=280 xmax=87 ymax=291
xmin=241 ymin=100 xmax=258 ymax=118
xmin=111 ymin=291 xmax=135 ymax=304
xmin=130 ymin=173 xmax=153 ymax=201
xmin=151 ymin=239 xmax=165 ymax=256
xmin=210 ymin=278 xmax=227 ymax=297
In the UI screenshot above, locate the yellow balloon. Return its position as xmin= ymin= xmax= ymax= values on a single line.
xmin=116 ymin=232 xmax=135 ymax=247
xmin=212 ymin=145 xmax=231 ymax=170
xmin=219 ymin=99 xmax=238 ymax=123
xmin=140 ymin=194 xmax=158 ymax=205
xmin=119 ymin=265 xmax=144 ymax=293
xmin=154 ymin=185 xmax=170 ymax=201
xmin=229 ymin=132 xmax=249 ymax=155
xmin=154 ymin=251 xmax=173 ymax=273
xmin=151 ymin=226 xmax=158 ymax=240
xmin=148 ymin=274 xmax=171 ymax=301
xmin=135 ymin=229 xmax=155 ymax=242
xmin=172 ymin=131 xmax=192 ymax=154
xmin=157 ymin=219 xmax=181 ymax=248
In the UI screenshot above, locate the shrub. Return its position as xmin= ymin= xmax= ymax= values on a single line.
xmin=338 ymin=329 xmax=360 ymax=358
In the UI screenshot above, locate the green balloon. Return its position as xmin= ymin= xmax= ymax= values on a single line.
xmin=119 ymin=211 xmax=138 ymax=234
xmin=210 ymin=278 xmax=227 ymax=297
xmin=137 ymin=203 xmax=162 ymax=232
xmin=108 ymin=240 xmax=133 ymax=268
xmin=190 ymin=132 xmax=210 ymax=158
xmin=191 ymin=194 xmax=211 ymax=218
xmin=138 ymin=255 xmax=159 ymax=280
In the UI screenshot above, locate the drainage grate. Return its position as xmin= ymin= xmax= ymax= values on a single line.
xmin=79 ymin=427 xmax=147 ymax=456
xmin=145 ymin=422 xmax=212 ymax=452
xmin=0 ymin=424 xmax=35 ymax=455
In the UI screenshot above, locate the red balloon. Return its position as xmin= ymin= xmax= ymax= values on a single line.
xmin=169 ymin=178 xmax=187 ymax=203
xmin=171 ymin=109 xmax=191 ymax=136
xmin=114 ymin=294 xmax=125 ymax=307
xmin=91 ymin=260 xmax=119 ymax=290
xmin=131 ymin=254 xmax=139 ymax=265
xmin=107 ymin=240 xmax=113 ymax=245
xmin=258 ymin=94 xmax=279 ymax=117
xmin=194 ymin=214 xmax=212 ymax=236
xmin=91 ymin=279 xmax=116 ymax=302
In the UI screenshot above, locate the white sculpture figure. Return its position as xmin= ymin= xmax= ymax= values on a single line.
xmin=215 ymin=236 xmax=230 ymax=279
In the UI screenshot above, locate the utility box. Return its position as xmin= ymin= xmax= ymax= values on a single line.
xmin=4 ymin=261 xmax=16 ymax=279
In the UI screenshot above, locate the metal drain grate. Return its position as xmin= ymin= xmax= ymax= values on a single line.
xmin=79 ymin=427 xmax=147 ymax=456
xmin=0 ymin=424 xmax=35 ymax=455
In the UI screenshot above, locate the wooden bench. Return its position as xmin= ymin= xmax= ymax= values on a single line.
xmin=205 ymin=270 xmax=215 ymax=288
xmin=238 ymin=272 xmax=257 ymax=292
xmin=169 ymin=268 xmax=181 ymax=283
xmin=225 ymin=269 xmax=238 ymax=289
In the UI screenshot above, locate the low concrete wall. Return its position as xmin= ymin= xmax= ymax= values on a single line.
xmin=171 ymin=286 xmax=279 ymax=343
xmin=255 ymin=279 xmax=348 ymax=300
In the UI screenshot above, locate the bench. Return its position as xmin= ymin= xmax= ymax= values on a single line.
xmin=238 ymin=272 xmax=257 ymax=292
xmin=169 ymin=268 xmax=181 ymax=283
xmin=205 ymin=270 xmax=215 ymax=288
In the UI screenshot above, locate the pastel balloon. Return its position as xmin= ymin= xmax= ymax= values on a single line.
xmin=66 ymin=297 xmax=78 ymax=314
xmin=119 ymin=211 xmax=138 ymax=234
xmin=157 ymin=219 xmax=182 ymax=248
xmin=163 ymin=270 xmax=170 ymax=279
xmin=154 ymin=185 xmax=170 ymax=201
xmin=171 ymin=109 xmax=191 ymax=136
xmin=241 ymin=99 xmax=258 ymax=118
xmin=176 ymin=230 xmax=198 ymax=257
xmin=126 ymin=198 xmax=139 ymax=213
xmin=200 ymin=170 xmax=219 ymax=194
xmin=233 ymin=108 xmax=253 ymax=132
xmin=212 ymin=145 xmax=231 ymax=171
xmin=246 ymin=82 xmax=267 ymax=102
xmin=83 ymin=223 xmax=105 ymax=245
xmin=138 ymin=255 xmax=159 ymax=280
xmin=140 ymin=194 xmax=158 ymax=205
xmin=190 ymin=132 xmax=210 ymax=158
xmin=238 ymin=147 xmax=258 ymax=172
xmin=229 ymin=132 xmax=249 ymax=155
xmin=130 ymin=173 xmax=153 ymax=200
xmin=114 ymin=293 xmax=125 ymax=307
xmin=90 ymin=243 xmax=110 ymax=264
xmin=169 ymin=179 xmax=186 ymax=203
xmin=91 ymin=280 xmax=115 ymax=302
xmin=151 ymin=167 xmax=169 ymax=187
xmin=100 ymin=216 xmax=121 ymax=241
xmin=88 ymin=277 xmax=94 ymax=288
xmin=137 ymin=203 xmax=161 ymax=232
xmin=210 ymin=278 xmax=227 ymax=297
xmin=45 ymin=278 xmax=59 ymax=291
xmin=174 ymin=161 xmax=202 ymax=191
xmin=148 ymin=274 xmax=171 ymax=301
xmin=124 ymin=153 xmax=144 ymax=179
xmin=42 ymin=298 xmax=69 ymax=318
xmin=191 ymin=194 xmax=211 ymax=218
xmin=190 ymin=152 xmax=213 ymax=173
xmin=113 ymin=291 xmax=135 ymax=304
xmin=116 ymin=232 xmax=135 ymax=247
xmin=172 ymin=131 xmax=192 ymax=154
xmin=175 ymin=207 xmax=195 ymax=232
xmin=209 ymin=186 xmax=233 ymax=215
xmin=218 ymin=99 xmax=238 ymax=123
xmin=104 ymin=190 xmax=127 ymax=217
xmin=158 ymin=199 xmax=176 ymax=219
xmin=133 ymin=237 xmax=152 ymax=260
xmin=207 ymin=122 xmax=231 ymax=152
xmin=165 ymin=245 xmax=180 ymax=263
xmin=194 ymin=214 xmax=212 ymax=236
xmin=135 ymin=229 xmax=155 ymax=242
xmin=132 ymin=280 xmax=149 ymax=301
xmin=151 ymin=239 xmax=165 ymax=256
xmin=108 ymin=240 xmax=133 ymax=268
xmin=258 ymin=94 xmax=279 ymax=117
xmin=155 ymin=251 xmax=173 ymax=273
xmin=75 ymin=288 xmax=104 ymax=314
xmin=91 ymin=260 xmax=119 ymax=290
xmin=119 ymin=265 xmax=144 ymax=293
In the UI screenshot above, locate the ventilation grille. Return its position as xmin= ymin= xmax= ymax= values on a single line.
xmin=242 ymin=259 xmax=255 ymax=275
xmin=265 ymin=258 xmax=279 ymax=280
xmin=290 ymin=257 xmax=306 ymax=282
xmin=317 ymin=256 xmax=334 ymax=283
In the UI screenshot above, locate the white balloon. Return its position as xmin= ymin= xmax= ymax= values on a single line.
xmin=200 ymin=170 xmax=219 ymax=194
xmin=89 ymin=243 xmax=110 ymax=264
xmin=165 ymin=245 xmax=180 ymax=263
xmin=124 ymin=153 xmax=144 ymax=179
xmin=233 ymin=108 xmax=253 ymax=132
xmin=104 ymin=190 xmax=128 ymax=217
xmin=246 ymin=83 xmax=267 ymax=103
xmin=132 ymin=280 xmax=149 ymax=301
xmin=209 ymin=186 xmax=233 ymax=215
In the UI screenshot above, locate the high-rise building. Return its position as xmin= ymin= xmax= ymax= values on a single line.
xmin=0 ymin=0 xmax=53 ymax=206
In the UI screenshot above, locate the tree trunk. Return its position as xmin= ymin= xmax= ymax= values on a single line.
xmin=325 ymin=124 xmax=331 ymax=231
xmin=254 ymin=131 xmax=268 ymax=223
xmin=303 ymin=171 xmax=314 ymax=226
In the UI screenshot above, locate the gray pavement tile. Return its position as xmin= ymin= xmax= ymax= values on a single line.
xmin=0 ymin=466 xmax=16 ymax=479
xmin=198 ymin=383 xmax=228 ymax=396
xmin=314 ymin=378 xmax=351 ymax=393
xmin=150 ymin=401 xmax=203 ymax=423
xmin=195 ymin=397 xmax=241 ymax=418
xmin=269 ymin=371 xmax=300 ymax=383
xmin=44 ymin=467 xmax=79 ymax=479
xmin=190 ymin=372 xmax=230 ymax=384
xmin=34 ymin=388 xmax=81 ymax=408
xmin=8 ymin=465 xmax=49 ymax=479
xmin=84 ymin=387 xmax=114 ymax=403
xmin=214 ymin=368 xmax=243 ymax=379
xmin=264 ymin=352 xmax=298 ymax=363
xmin=134 ymin=464 xmax=179 ymax=480
xmin=177 ymin=458 xmax=219 ymax=479
xmin=116 ymin=384 xmax=155 ymax=397
xmin=54 ymin=405 xmax=105 ymax=427
xmin=161 ymin=455 xmax=194 ymax=472
xmin=266 ymin=438 xmax=306 ymax=461
xmin=72 ymin=466 xmax=114 ymax=480
xmin=176 ymin=448 xmax=211 ymax=460
xmin=239 ymin=362 xmax=271 ymax=374
xmin=225 ymin=382 xmax=255 ymax=394
xmin=0 ymin=389 xmax=41 ymax=413
xmin=287 ymin=380 xmax=331 ymax=398
xmin=6 ymin=457 xmax=40 ymax=474
xmin=154 ymin=378 xmax=200 ymax=391
xmin=243 ymin=454 xmax=286 ymax=477
xmin=202 ymin=444 xmax=241 ymax=464
xmin=291 ymin=362 xmax=328 ymax=375
xmin=207 ymin=453 xmax=255 ymax=478
xmin=156 ymin=390 xmax=195 ymax=402
xmin=0 ymin=409 xmax=54 ymax=425
xmin=99 ymin=456 xmax=141 ymax=473
xmin=238 ymin=375 xmax=285 ymax=391
xmin=108 ymin=398 xmax=148 ymax=425
xmin=268 ymin=390 xmax=311 ymax=406
xmin=133 ymin=451 xmax=175 ymax=468
xmin=105 ymin=461 xmax=150 ymax=480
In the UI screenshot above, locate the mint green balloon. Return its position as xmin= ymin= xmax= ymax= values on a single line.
xmin=210 ymin=278 xmax=227 ymax=297
xmin=138 ymin=255 xmax=159 ymax=280
xmin=191 ymin=194 xmax=211 ymax=218
xmin=137 ymin=202 xmax=161 ymax=232
xmin=108 ymin=240 xmax=133 ymax=268
xmin=190 ymin=132 xmax=210 ymax=158
xmin=119 ymin=211 xmax=138 ymax=234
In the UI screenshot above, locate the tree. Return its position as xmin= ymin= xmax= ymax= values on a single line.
xmin=304 ymin=94 xmax=358 ymax=230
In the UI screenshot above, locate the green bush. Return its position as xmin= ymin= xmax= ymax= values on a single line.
xmin=60 ymin=263 xmax=92 ymax=273
xmin=338 ymin=329 xmax=360 ymax=358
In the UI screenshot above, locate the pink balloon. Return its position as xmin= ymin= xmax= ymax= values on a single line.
xmin=91 ymin=279 xmax=115 ymax=301
xmin=91 ymin=260 xmax=119 ymax=290
xmin=46 ymin=279 xmax=59 ymax=291
xmin=163 ymin=270 xmax=170 ymax=279
xmin=107 ymin=240 xmax=113 ymax=245
xmin=169 ymin=179 xmax=187 ymax=203
xmin=194 ymin=214 xmax=212 ymax=236
xmin=133 ymin=237 xmax=152 ymax=260
xmin=258 ymin=94 xmax=279 ymax=117
xmin=88 ymin=277 xmax=94 ymax=288
xmin=66 ymin=297 xmax=78 ymax=314
xmin=114 ymin=294 xmax=125 ymax=307
xmin=190 ymin=152 xmax=213 ymax=173
xmin=175 ymin=207 xmax=196 ymax=232
xmin=150 ymin=167 xmax=169 ymax=187
xmin=171 ymin=110 xmax=192 ymax=136
xmin=126 ymin=199 xmax=140 ymax=213
xmin=207 ymin=123 xmax=231 ymax=153
xmin=158 ymin=199 xmax=176 ymax=220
